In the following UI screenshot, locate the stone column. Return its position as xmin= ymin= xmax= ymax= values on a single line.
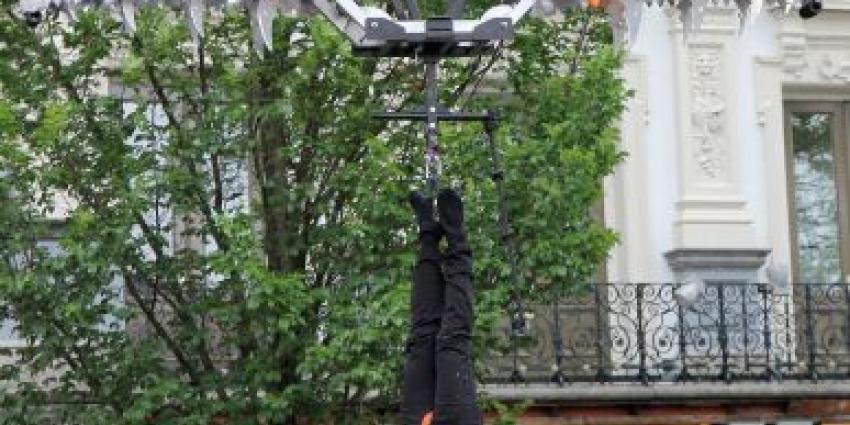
xmin=666 ymin=6 xmax=767 ymax=280
xmin=606 ymin=55 xmax=652 ymax=282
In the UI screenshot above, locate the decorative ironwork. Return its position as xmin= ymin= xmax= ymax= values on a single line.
xmin=483 ymin=283 xmax=850 ymax=384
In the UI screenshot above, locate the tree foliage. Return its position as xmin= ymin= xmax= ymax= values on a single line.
xmin=0 ymin=0 xmax=627 ymax=423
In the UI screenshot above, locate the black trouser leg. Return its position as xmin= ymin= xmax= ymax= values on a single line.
xmin=434 ymin=189 xmax=481 ymax=425
xmin=401 ymin=195 xmax=443 ymax=425
xmin=433 ymin=251 xmax=480 ymax=425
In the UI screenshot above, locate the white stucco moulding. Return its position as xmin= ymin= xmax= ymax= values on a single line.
xmin=668 ymin=7 xmax=760 ymax=250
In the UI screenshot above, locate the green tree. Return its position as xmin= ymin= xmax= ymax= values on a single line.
xmin=0 ymin=1 xmax=627 ymax=423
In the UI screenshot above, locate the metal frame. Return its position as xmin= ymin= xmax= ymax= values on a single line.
xmin=335 ymin=1 xmax=535 ymax=191
xmin=311 ymin=0 xmax=538 ymax=45
xmin=14 ymin=0 xmax=535 ymax=50
xmin=13 ymin=0 xmax=823 ymax=53
xmin=11 ymin=0 xmax=537 ymax=185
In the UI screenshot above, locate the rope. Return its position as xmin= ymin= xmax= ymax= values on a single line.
xmin=483 ymin=112 xmax=528 ymax=381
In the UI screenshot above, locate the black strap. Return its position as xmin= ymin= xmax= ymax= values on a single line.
xmin=483 ymin=113 xmax=528 ymax=346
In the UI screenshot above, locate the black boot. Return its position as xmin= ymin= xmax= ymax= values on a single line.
xmin=437 ymin=188 xmax=470 ymax=256
xmin=410 ymin=191 xmax=443 ymax=261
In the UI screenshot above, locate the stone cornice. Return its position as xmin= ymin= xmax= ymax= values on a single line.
xmin=826 ymin=0 xmax=850 ymax=10
xmin=665 ymin=248 xmax=771 ymax=270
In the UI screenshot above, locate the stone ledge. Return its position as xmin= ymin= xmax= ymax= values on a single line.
xmin=665 ymin=248 xmax=771 ymax=271
xmin=481 ymin=381 xmax=850 ymax=403
xmin=825 ymin=0 xmax=850 ymax=10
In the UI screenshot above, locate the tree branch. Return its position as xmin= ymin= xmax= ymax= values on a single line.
xmin=131 ymin=35 xmax=230 ymax=253
xmin=122 ymin=268 xmax=202 ymax=386
xmin=455 ymin=46 xmax=506 ymax=108
xmin=196 ymin=35 xmax=225 ymax=216
xmin=570 ymin=12 xmax=594 ymax=76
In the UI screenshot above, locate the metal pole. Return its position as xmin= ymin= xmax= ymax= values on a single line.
xmin=389 ymin=0 xmax=409 ymax=19
xmin=484 ymin=112 xmax=527 ymax=339
xmin=718 ymin=285 xmax=730 ymax=382
xmin=404 ymin=0 xmax=420 ymax=19
xmin=447 ymin=0 xmax=466 ymax=18
xmin=594 ymin=283 xmax=608 ymax=382
xmin=761 ymin=284 xmax=775 ymax=381
xmin=637 ymin=284 xmax=648 ymax=385
xmin=804 ymin=284 xmax=818 ymax=381
xmin=742 ymin=285 xmax=751 ymax=374
xmin=551 ymin=284 xmax=566 ymax=385
xmin=844 ymin=284 xmax=850 ymax=379
xmin=677 ymin=292 xmax=690 ymax=381
xmin=424 ymin=59 xmax=440 ymax=194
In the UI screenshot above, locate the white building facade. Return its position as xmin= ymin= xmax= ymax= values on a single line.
xmin=606 ymin=1 xmax=850 ymax=286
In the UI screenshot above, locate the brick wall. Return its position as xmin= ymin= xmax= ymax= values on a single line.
xmin=485 ymin=400 xmax=850 ymax=425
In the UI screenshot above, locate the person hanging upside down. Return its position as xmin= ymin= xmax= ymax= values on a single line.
xmin=401 ymin=188 xmax=482 ymax=425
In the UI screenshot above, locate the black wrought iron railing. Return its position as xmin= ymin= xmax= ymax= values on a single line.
xmin=483 ymin=283 xmax=850 ymax=384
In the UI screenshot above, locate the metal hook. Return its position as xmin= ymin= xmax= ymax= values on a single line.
xmin=424 ymin=144 xmax=441 ymax=195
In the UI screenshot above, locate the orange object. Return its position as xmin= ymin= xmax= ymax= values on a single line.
xmin=588 ymin=0 xmax=606 ymax=9
xmin=421 ymin=411 xmax=433 ymax=425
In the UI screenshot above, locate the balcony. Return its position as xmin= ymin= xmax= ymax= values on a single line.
xmin=482 ymin=283 xmax=850 ymax=402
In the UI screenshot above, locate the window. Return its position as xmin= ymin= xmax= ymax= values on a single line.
xmin=1 ymin=231 xmax=64 ymax=345
xmin=785 ymin=102 xmax=850 ymax=284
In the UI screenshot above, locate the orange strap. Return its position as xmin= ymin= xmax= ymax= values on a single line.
xmin=421 ymin=411 xmax=434 ymax=425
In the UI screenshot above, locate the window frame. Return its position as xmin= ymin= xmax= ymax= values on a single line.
xmin=784 ymin=101 xmax=850 ymax=284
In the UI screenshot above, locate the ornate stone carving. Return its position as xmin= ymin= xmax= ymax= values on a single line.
xmin=690 ymin=51 xmax=726 ymax=179
xmin=819 ymin=54 xmax=850 ymax=83
xmin=781 ymin=44 xmax=808 ymax=80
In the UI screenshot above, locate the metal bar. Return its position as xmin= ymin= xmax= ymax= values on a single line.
xmin=371 ymin=111 xmax=492 ymax=122
xmin=311 ymin=0 xmax=368 ymax=44
xmin=404 ymin=0 xmax=420 ymax=19
xmin=424 ymin=60 xmax=440 ymax=192
xmin=784 ymin=295 xmax=793 ymax=378
xmin=677 ymin=291 xmax=690 ymax=381
xmin=637 ymin=284 xmax=648 ymax=385
xmin=389 ymin=0 xmax=409 ymax=19
xmin=509 ymin=0 xmax=537 ymax=23
xmin=333 ymin=0 xmax=367 ymax=26
xmin=845 ymin=284 xmax=850 ymax=378
xmin=594 ymin=283 xmax=608 ymax=382
xmin=742 ymin=285 xmax=751 ymax=372
xmin=483 ymin=112 xmax=528 ymax=347
xmin=510 ymin=335 xmax=522 ymax=383
xmin=353 ymin=42 xmax=495 ymax=59
xmin=761 ymin=284 xmax=775 ymax=381
xmin=551 ymin=285 xmax=566 ymax=385
xmin=447 ymin=0 xmax=466 ymax=18
xmin=805 ymin=284 xmax=818 ymax=380
xmin=718 ymin=285 xmax=730 ymax=382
